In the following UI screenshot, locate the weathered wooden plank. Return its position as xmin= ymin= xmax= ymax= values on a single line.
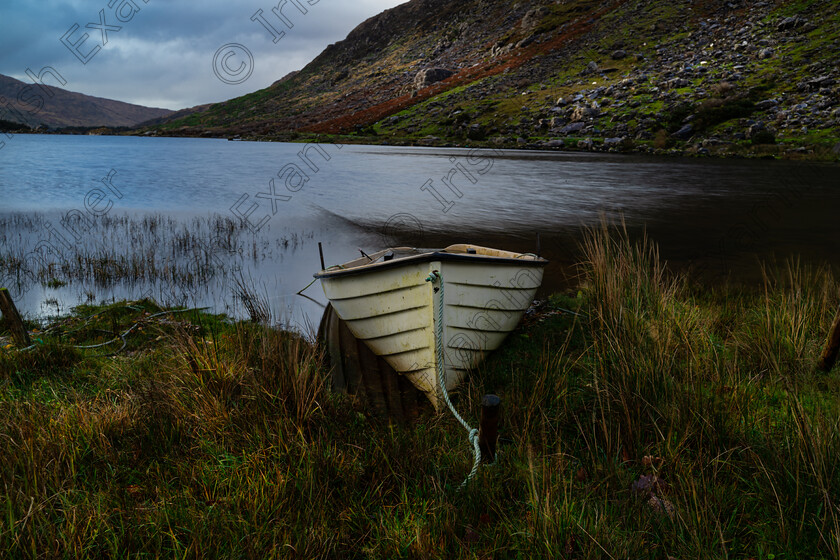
xmin=338 ymin=315 xmax=364 ymax=395
xmin=0 ymin=288 xmax=30 ymax=348
xmin=357 ymin=332 xmax=389 ymax=416
xmin=327 ymin=308 xmax=346 ymax=392
xmin=318 ymin=303 xmax=429 ymax=423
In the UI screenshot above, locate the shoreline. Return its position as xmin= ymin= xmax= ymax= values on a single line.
xmin=3 ymin=128 xmax=839 ymax=163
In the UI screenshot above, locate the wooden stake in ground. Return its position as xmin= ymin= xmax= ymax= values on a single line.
xmin=0 ymin=288 xmax=31 ymax=347
xmin=478 ymin=394 xmax=501 ymax=462
xmin=818 ymin=305 xmax=840 ymax=372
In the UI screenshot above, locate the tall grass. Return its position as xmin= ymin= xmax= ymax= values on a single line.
xmin=1 ymin=226 xmax=839 ymax=558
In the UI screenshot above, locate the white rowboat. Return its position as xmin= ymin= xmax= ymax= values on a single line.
xmin=315 ymin=244 xmax=547 ymax=409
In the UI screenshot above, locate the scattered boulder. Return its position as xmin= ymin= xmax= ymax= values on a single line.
xmin=414 ymin=68 xmax=454 ymax=89
xmin=757 ymin=47 xmax=774 ymax=59
xmin=611 ymin=49 xmax=627 ymax=60
xmin=546 ymin=139 xmax=565 ymax=148
xmin=746 ymin=122 xmax=765 ymax=138
xmin=560 ymin=122 xmax=586 ymax=134
xmin=577 ymin=138 xmax=594 ymax=150
xmin=521 ymin=7 xmax=549 ymax=30
xmin=777 ymin=15 xmax=806 ymax=31
xmin=467 ymin=124 xmax=486 ymax=140
xmin=570 ymin=104 xmax=600 ymax=122
xmin=665 ymin=78 xmax=690 ymax=89
xmin=489 ymin=43 xmax=514 ymax=58
xmin=516 ymin=34 xmax=538 ymax=49
xmin=581 ymin=61 xmax=599 ymax=75
xmin=755 ymin=99 xmax=778 ymax=111
xmin=672 ymin=123 xmax=694 ymax=140
xmin=603 ymin=137 xmax=628 ymax=149
xmin=807 ymin=76 xmax=836 ymax=90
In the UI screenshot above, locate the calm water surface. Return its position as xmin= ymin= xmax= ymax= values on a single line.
xmin=1 ymin=134 xmax=838 ymax=327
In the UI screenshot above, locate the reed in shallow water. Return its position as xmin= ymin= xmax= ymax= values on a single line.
xmin=0 ymin=211 xmax=316 ymax=313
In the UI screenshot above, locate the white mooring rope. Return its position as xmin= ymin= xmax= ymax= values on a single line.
xmin=425 ymin=270 xmax=482 ymax=490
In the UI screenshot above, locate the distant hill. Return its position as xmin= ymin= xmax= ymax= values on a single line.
xmin=145 ymin=0 xmax=840 ymax=158
xmin=0 ymin=74 xmax=173 ymax=129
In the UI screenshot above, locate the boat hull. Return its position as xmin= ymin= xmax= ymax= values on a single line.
xmin=318 ymin=247 xmax=546 ymax=409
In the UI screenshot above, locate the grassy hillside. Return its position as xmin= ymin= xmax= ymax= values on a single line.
xmin=0 ymin=74 xmax=173 ymax=129
xmin=2 ymin=227 xmax=839 ymax=557
xmin=144 ymin=0 xmax=840 ymax=160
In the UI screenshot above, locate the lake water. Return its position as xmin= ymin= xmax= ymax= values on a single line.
xmin=1 ymin=134 xmax=838 ymax=329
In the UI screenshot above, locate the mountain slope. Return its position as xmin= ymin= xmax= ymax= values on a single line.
xmin=147 ymin=0 xmax=840 ymax=158
xmin=0 ymin=74 xmax=173 ymax=129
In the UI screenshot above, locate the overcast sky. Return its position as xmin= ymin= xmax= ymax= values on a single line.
xmin=0 ymin=0 xmax=408 ymax=110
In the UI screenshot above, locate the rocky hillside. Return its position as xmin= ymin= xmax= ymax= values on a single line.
xmin=146 ymin=0 xmax=840 ymax=159
xmin=0 ymin=74 xmax=173 ymax=129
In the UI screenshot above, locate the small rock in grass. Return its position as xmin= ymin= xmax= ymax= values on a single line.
xmin=631 ymin=474 xmax=670 ymax=496
xmin=648 ymin=495 xmax=676 ymax=518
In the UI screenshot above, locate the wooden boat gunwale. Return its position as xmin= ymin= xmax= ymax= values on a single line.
xmin=315 ymin=246 xmax=548 ymax=279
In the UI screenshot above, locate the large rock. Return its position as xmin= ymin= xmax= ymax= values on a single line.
xmin=807 ymin=76 xmax=836 ymax=90
xmin=777 ymin=15 xmax=806 ymax=31
xmin=560 ymin=122 xmax=585 ymax=135
xmin=665 ymin=78 xmax=690 ymax=89
xmin=672 ymin=123 xmax=694 ymax=140
xmin=414 ymin=68 xmax=454 ymax=89
xmin=570 ymin=104 xmax=600 ymax=122
xmin=755 ymin=99 xmax=779 ymax=111
xmin=603 ymin=137 xmax=628 ymax=149
xmin=521 ymin=7 xmax=549 ymax=30
xmin=581 ymin=61 xmax=599 ymax=75
xmin=516 ymin=33 xmax=539 ymax=49
xmin=746 ymin=123 xmax=766 ymax=139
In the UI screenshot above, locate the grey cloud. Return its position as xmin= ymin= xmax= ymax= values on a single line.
xmin=1 ymin=0 xmax=408 ymax=110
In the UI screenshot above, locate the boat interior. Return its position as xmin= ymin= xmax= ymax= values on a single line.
xmin=321 ymin=244 xmax=544 ymax=274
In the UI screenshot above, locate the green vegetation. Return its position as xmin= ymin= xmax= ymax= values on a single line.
xmin=2 ymin=227 xmax=840 ymax=558
xmin=138 ymin=0 xmax=840 ymax=160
